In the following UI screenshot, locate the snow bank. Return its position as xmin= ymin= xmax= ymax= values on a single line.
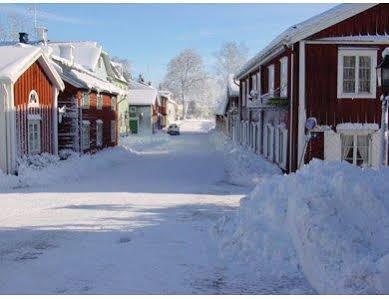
xmin=0 ymin=149 xmax=130 ymax=191
xmin=211 ymin=131 xmax=281 ymax=187
xmin=0 ymin=133 xmax=172 ymax=191
xmin=216 ymin=159 xmax=389 ymax=294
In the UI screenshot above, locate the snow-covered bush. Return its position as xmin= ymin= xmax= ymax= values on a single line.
xmin=211 ymin=131 xmax=281 ymax=187
xmin=216 ymin=159 xmax=389 ymax=294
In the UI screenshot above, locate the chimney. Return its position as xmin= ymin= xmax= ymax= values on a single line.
xmin=59 ymin=44 xmax=75 ymax=64
xmin=36 ymin=27 xmax=48 ymax=44
xmin=19 ymin=32 xmax=29 ymax=44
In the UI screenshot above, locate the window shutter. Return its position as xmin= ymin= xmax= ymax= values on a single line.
xmin=324 ymin=130 xmax=341 ymax=161
xmin=371 ymin=129 xmax=382 ymax=168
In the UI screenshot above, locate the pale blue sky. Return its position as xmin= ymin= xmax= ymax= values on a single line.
xmin=0 ymin=3 xmax=336 ymax=85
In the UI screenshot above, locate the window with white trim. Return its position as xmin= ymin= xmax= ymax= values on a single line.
xmin=82 ymin=121 xmax=90 ymax=150
xmin=337 ymin=49 xmax=377 ymax=98
xmin=110 ymin=120 xmax=117 ymax=143
xmin=268 ymin=64 xmax=275 ymax=96
xmin=276 ymin=125 xmax=288 ymax=169
xmin=28 ymin=120 xmax=41 ymax=154
xmin=280 ymin=57 xmax=288 ymax=98
xmin=341 ymin=134 xmax=371 ymax=167
xmin=97 ymin=94 xmax=103 ymax=110
xmin=28 ymin=90 xmax=39 ymax=108
xmin=111 ymin=96 xmax=117 ymax=111
xmin=82 ymin=92 xmax=90 ymax=108
xmin=96 ymin=120 xmax=103 ymax=146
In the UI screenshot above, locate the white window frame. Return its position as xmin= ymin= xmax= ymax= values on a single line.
xmin=28 ymin=119 xmax=41 ymax=155
xmin=337 ymin=48 xmax=377 ymax=99
xmin=96 ymin=120 xmax=103 ymax=147
xmin=82 ymin=121 xmax=90 ymax=150
xmin=97 ymin=94 xmax=103 ymax=110
xmin=111 ymin=96 xmax=117 ymax=111
xmin=340 ymin=132 xmax=372 ymax=167
xmin=82 ymin=92 xmax=90 ymax=109
xmin=275 ymin=124 xmax=288 ymax=169
xmin=268 ymin=64 xmax=275 ymax=96
xmin=28 ymin=90 xmax=39 ymax=108
xmin=110 ymin=120 xmax=117 ymax=143
xmin=280 ymin=57 xmax=288 ymax=98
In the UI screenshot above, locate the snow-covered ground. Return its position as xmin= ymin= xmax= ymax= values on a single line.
xmin=0 ymin=120 xmax=279 ymax=294
xmin=1 ymin=119 xmax=387 ymax=294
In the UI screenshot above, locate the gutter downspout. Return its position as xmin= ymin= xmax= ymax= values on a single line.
xmin=297 ymin=40 xmax=306 ymax=169
xmin=289 ymin=44 xmax=295 ymax=173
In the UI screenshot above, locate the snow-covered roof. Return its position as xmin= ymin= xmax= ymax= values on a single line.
xmin=129 ymin=89 xmax=158 ymax=106
xmin=110 ymin=61 xmax=127 ymax=82
xmin=48 ymin=41 xmax=102 ymax=72
xmin=0 ymin=43 xmax=64 ymax=90
xmin=315 ymin=34 xmax=389 ymax=43
xmin=52 ymin=55 xmax=121 ymax=95
xmin=227 ymin=74 xmax=239 ymax=97
xmin=236 ymin=3 xmax=377 ymax=78
xmin=128 ymin=79 xmax=158 ymax=106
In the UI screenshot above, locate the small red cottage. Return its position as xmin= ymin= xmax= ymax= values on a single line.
xmin=0 ymin=41 xmax=64 ymax=174
xmin=46 ymin=41 xmax=121 ymax=154
xmin=235 ymin=3 xmax=389 ymax=173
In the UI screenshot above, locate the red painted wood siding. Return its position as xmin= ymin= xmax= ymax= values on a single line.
xmin=81 ymin=90 xmax=118 ymax=152
xmin=57 ymin=82 xmax=118 ymax=153
xmin=13 ymin=61 xmax=54 ymax=156
xmin=310 ymin=4 xmax=389 ymax=40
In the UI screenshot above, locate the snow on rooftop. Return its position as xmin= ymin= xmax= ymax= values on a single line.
xmin=236 ymin=3 xmax=377 ymax=78
xmin=129 ymin=89 xmax=158 ymax=106
xmin=52 ymin=55 xmax=121 ymax=95
xmin=49 ymin=41 xmax=102 ymax=72
xmin=110 ymin=61 xmax=127 ymax=82
xmin=0 ymin=43 xmax=41 ymax=82
xmin=317 ymin=34 xmax=389 ymax=42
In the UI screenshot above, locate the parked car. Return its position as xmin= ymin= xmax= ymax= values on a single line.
xmin=167 ymin=124 xmax=180 ymax=135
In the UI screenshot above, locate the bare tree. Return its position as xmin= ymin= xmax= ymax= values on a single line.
xmin=214 ymin=41 xmax=248 ymax=86
xmin=162 ymin=49 xmax=209 ymax=119
xmin=111 ymin=56 xmax=133 ymax=82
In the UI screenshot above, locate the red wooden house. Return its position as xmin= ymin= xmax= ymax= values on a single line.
xmin=235 ymin=3 xmax=389 ymax=173
xmin=0 ymin=41 xmax=64 ymax=174
xmin=46 ymin=41 xmax=121 ymax=154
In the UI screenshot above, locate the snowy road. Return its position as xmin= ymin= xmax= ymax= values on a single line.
xmin=0 ymin=120 xmax=267 ymax=294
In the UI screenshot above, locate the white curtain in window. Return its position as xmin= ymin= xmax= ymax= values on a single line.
xmin=341 ymin=135 xmax=354 ymax=160
xmin=357 ymin=135 xmax=369 ymax=166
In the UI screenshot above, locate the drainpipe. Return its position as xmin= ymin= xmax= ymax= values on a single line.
xmin=381 ymin=94 xmax=389 ymax=166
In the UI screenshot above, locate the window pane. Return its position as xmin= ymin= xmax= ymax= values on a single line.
xmin=341 ymin=135 xmax=354 ymax=164
xmin=356 ymin=135 xmax=369 ymax=166
xmin=343 ymin=56 xmax=356 ymax=93
xmin=358 ymin=56 xmax=371 ymax=93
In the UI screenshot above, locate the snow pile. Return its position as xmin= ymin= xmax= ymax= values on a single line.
xmin=216 ymin=160 xmax=389 ymax=294
xmin=211 ymin=131 xmax=281 ymax=187
xmin=0 ymin=148 xmax=130 ymax=191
